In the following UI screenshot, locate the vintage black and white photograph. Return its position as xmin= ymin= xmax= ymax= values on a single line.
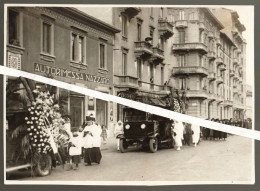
xmin=4 ymin=4 xmax=254 ymax=184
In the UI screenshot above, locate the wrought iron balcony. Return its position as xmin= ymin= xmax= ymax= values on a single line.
xmin=208 ymin=51 xmax=216 ymax=60
xmin=134 ymin=41 xmax=153 ymax=58
xmin=186 ymin=89 xmax=208 ymax=100
xmin=208 ymin=72 xmax=216 ymax=81
xmin=158 ymin=18 xmax=174 ymax=39
xmin=114 ymin=75 xmax=139 ymax=89
xmin=172 ymin=42 xmax=208 ymax=54
xmin=172 ymin=66 xmax=208 ymax=77
xmin=175 ymin=20 xmax=188 ymax=28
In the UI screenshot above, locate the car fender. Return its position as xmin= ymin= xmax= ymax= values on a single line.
xmin=148 ymin=133 xmax=159 ymax=139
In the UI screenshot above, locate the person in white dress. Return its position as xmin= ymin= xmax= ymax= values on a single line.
xmin=172 ymin=120 xmax=184 ymax=151
xmin=114 ymin=120 xmax=124 ymax=151
xmin=83 ymin=116 xmax=94 ymax=165
xmin=191 ymin=124 xmax=200 ymax=147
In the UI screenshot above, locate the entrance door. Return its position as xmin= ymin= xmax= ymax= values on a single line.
xmin=70 ymin=96 xmax=84 ymax=129
xmin=96 ymin=99 xmax=107 ymax=126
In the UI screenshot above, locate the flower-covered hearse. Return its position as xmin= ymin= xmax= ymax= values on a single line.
xmin=6 ymin=77 xmax=70 ymax=177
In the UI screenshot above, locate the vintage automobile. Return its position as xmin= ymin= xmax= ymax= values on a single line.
xmin=117 ymin=107 xmax=174 ymax=153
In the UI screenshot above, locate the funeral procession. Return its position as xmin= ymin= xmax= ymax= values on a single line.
xmin=4 ymin=6 xmax=253 ymax=182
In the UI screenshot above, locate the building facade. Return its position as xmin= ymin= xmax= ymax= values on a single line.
xmin=246 ymin=85 xmax=253 ymax=119
xmin=6 ymin=7 xmax=119 ymax=129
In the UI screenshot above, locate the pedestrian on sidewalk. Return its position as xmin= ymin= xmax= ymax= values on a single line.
xmin=91 ymin=118 xmax=102 ymax=164
xmin=114 ymin=120 xmax=124 ymax=151
xmin=191 ymin=123 xmax=200 ymax=147
xmin=83 ymin=116 xmax=94 ymax=166
xmin=183 ymin=123 xmax=192 ymax=146
xmin=68 ymin=128 xmax=82 ymax=170
xmin=172 ymin=120 xmax=184 ymax=151
xmin=101 ymin=125 xmax=108 ymax=144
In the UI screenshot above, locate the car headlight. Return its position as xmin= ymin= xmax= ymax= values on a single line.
xmin=141 ymin=124 xmax=146 ymax=129
xmin=125 ymin=124 xmax=130 ymax=130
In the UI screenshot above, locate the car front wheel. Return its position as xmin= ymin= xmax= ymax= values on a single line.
xmin=119 ymin=139 xmax=128 ymax=153
xmin=149 ymin=138 xmax=158 ymax=153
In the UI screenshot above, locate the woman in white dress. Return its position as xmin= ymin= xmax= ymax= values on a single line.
xmin=191 ymin=124 xmax=200 ymax=147
xmin=172 ymin=120 xmax=184 ymax=151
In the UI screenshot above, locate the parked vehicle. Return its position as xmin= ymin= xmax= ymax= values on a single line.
xmin=117 ymin=107 xmax=174 ymax=153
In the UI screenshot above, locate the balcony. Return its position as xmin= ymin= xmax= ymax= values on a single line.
xmin=233 ymin=58 xmax=239 ymax=65
xmin=199 ymin=22 xmax=205 ymax=31
xmin=216 ymin=96 xmax=224 ymax=103
xmin=208 ymin=51 xmax=216 ymax=60
xmin=172 ymin=66 xmax=208 ymax=77
xmin=150 ymin=47 xmax=164 ymax=63
xmin=222 ymin=100 xmax=233 ymax=107
xmin=219 ymin=64 xmax=226 ymax=71
xmin=208 ymin=72 xmax=216 ymax=81
xmin=216 ymin=57 xmax=224 ymax=65
xmin=114 ymin=75 xmax=139 ymax=89
xmin=216 ymin=76 xmax=224 ymax=84
xmin=172 ymin=42 xmax=208 ymax=54
xmin=208 ymin=93 xmax=217 ymax=101
xmin=216 ymin=38 xmax=221 ymax=46
xmin=186 ymin=89 xmax=208 ymax=100
xmin=230 ymin=69 xmax=235 ymax=77
xmin=158 ymin=18 xmax=174 ymax=39
xmin=119 ymin=7 xmax=141 ymax=20
xmin=134 ymin=41 xmax=153 ymax=59
xmin=138 ymin=81 xmax=170 ymax=95
xmin=175 ymin=20 xmax=188 ymax=28
xmin=208 ymin=31 xmax=214 ymax=39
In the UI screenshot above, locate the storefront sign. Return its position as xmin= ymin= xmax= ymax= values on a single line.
xmin=34 ymin=63 xmax=110 ymax=85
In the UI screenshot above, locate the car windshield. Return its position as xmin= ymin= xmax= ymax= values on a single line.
xmin=124 ymin=109 xmax=147 ymax=122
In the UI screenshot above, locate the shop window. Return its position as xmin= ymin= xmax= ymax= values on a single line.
xmin=122 ymin=14 xmax=127 ymax=37
xmin=8 ymin=9 xmax=22 ymax=46
xmin=99 ymin=43 xmax=107 ymax=69
xmin=179 ymin=10 xmax=185 ymax=20
xmin=71 ymin=32 xmax=86 ymax=64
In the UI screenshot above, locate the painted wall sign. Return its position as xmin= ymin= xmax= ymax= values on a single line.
xmin=34 ymin=63 xmax=110 ymax=85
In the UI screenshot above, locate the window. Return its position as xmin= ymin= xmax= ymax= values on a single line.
xmin=8 ymin=9 xmax=22 ymax=46
xmin=122 ymin=52 xmax=127 ymax=75
xmin=71 ymin=33 xmax=86 ymax=64
xmin=179 ymin=78 xmax=186 ymax=90
xmin=160 ymin=8 xmax=163 ymax=18
xmin=161 ymin=66 xmax=164 ymax=85
xmin=168 ymin=14 xmax=174 ymax=23
xmin=150 ymin=64 xmax=154 ymax=83
xmin=158 ymin=37 xmax=164 ymax=50
xmin=99 ymin=44 xmax=106 ymax=69
xmin=42 ymin=22 xmax=51 ymax=54
xmin=179 ymin=10 xmax=185 ymax=20
xmin=150 ymin=28 xmax=154 ymax=45
xmin=179 ymin=30 xmax=185 ymax=43
xmin=137 ymin=23 xmax=142 ymax=41
xmin=122 ymin=14 xmax=127 ymax=37
xmin=190 ymin=12 xmax=195 ymax=20
xmin=137 ymin=58 xmax=142 ymax=79
xmin=179 ymin=55 xmax=185 ymax=67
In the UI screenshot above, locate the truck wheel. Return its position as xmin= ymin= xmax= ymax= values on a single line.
xmin=34 ymin=154 xmax=52 ymax=176
xmin=119 ymin=139 xmax=128 ymax=153
xmin=149 ymin=138 xmax=158 ymax=153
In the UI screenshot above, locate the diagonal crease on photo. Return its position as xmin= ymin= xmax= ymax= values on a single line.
xmin=0 ymin=65 xmax=258 ymax=141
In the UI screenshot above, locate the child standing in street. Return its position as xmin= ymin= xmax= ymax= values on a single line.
xmin=101 ymin=125 xmax=108 ymax=144
xmin=68 ymin=129 xmax=82 ymax=170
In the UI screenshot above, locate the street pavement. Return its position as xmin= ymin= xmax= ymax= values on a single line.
xmin=6 ymin=135 xmax=254 ymax=183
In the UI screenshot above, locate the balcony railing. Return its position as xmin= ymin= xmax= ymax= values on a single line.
xmin=222 ymin=100 xmax=233 ymax=107
xmin=158 ymin=18 xmax=174 ymax=39
xmin=151 ymin=47 xmax=164 ymax=61
xmin=114 ymin=75 xmax=139 ymax=89
xmin=172 ymin=66 xmax=208 ymax=77
xmin=186 ymin=89 xmax=208 ymax=99
xmin=134 ymin=41 xmax=153 ymax=58
xmin=175 ymin=20 xmax=188 ymax=28
xmin=172 ymin=42 xmax=208 ymax=54
xmin=138 ymin=80 xmax=170 ymax=94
